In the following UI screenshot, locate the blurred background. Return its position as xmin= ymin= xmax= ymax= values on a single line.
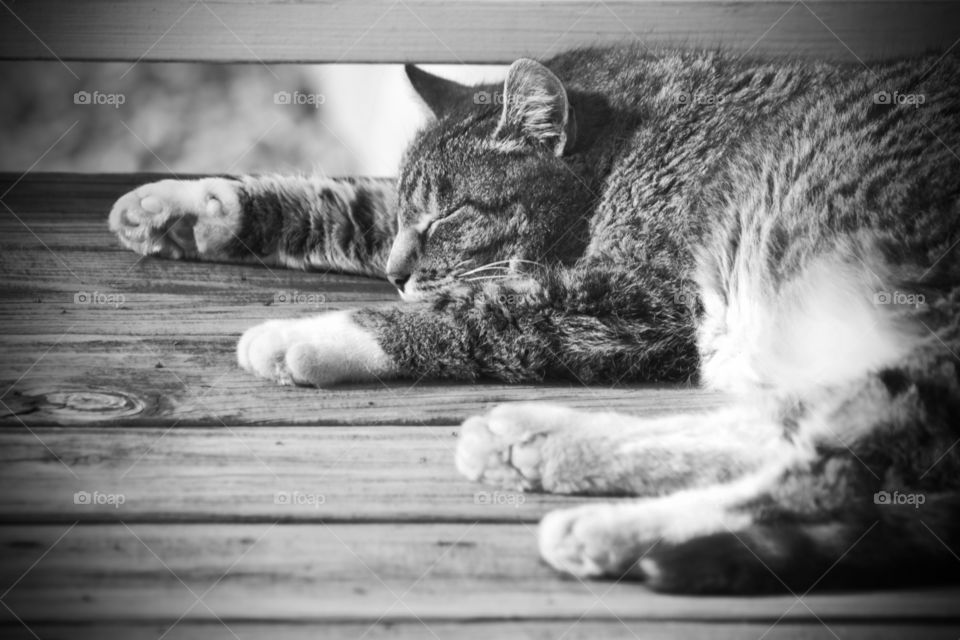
xmin=0 ymin=62 xmax=506 ymax=177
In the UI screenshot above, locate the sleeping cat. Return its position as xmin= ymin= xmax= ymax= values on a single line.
xmin=108 ymin=46 xmax=960 ymax=593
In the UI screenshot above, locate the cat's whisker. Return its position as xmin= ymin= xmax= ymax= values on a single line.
xmin=459 ymin=263 xmax=514 ymax=277
xmin=464 ymin=274 xmax=515 ymax=282
xmin=459 ymin=267 xmax=511 ymax=279
xmin=459 ymin=259 xmax=550 ymax=278
xmin=460 ymin=259 xmax=515 ymax=273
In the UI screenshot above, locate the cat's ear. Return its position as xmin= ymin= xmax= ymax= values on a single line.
xmin=494 ymin=58 xmax=576 ymax=156
xmin=405 ymin=64 xmax=473 ymax=118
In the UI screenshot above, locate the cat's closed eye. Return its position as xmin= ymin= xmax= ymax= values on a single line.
xmin=426 ymin=205 xmax=471 ymax=237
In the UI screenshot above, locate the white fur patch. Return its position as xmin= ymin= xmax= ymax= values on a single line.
xmin=237 ymin=311 xmax=396 ymax=386
xmin=699 ymin=250 xmax=911 ymax=395
xmin=109 ymin=177 xmax=242 ymax=258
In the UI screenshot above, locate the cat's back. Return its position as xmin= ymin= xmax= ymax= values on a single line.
xmin=553 ymin=46 xmax=960 ymax=274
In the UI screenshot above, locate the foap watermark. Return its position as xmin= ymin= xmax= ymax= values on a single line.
xmin=274 ymin=491 xmax=326 ymax=509
xmin=474 ymin=491 xmax=525 ymax=508
xmin=273 ymin=290 xmax=327 ymax=307
xmin=674 ymin=91 xmax=726 ymax=107
xmin=873 ymin=290 xmax=925 ymax=308
xmin=874 ymin=490 xmax=925 ymax=509
xmin=73 ymin=90 xmax=126 ymax=108
xmin=472 ymin=90 xmax=524 ymax=107
xmin=477 ymin=291 xmax=527 ymax=306
xmin=873 ymin=90 xmax=926 ymax=108
xmin=74 ymin=291 xmax=126 ymax=308
xmin=274 ymin=90 xmax=325 ymax=109
xmin=73 ymin=490 xmax=126 ymax=509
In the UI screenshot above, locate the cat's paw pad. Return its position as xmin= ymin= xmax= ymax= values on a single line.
xmin=456 ymin=403 xmax=577 ymax=491
xmin=539 ymin=505 xmax=642 ymax=578
xmin=237 ymin=311 xmax=394 ymax=387
xmin=109 ymin=178 xmax=240 ymax=259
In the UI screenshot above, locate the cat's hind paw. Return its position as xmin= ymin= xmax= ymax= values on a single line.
xmin=109 ymin=178 xmax=241 ymax=259
xmin=237 ymin=311 xmax=396 ymax=387
xmin=456 ymin=402 xmax=582 ymax=492
xmin=539 ymin=504 xmax=646 ymax=579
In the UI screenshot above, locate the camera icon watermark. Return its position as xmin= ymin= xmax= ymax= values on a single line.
xmin=473 ymin=90 xmax=497 ymax=105
xmin=873 ymin=90 xmax=926 ymax=108
xmin=473 ymin=90 xmax=521 ymax=106
xmin=274 ymin=90 xmax=325 ymax=109
xmin=73 ymin=90 xmax=126 ymax=109
xmin=474 ymin=491 xmax=525 ymax=508
xmin=673 ymin=281 xmax=700 ymax=311
xmin=74 ymin=291 xmax=126 ymax=308
xmin=674 ymin=91 xmax=725 ymax=107
xmin=73 ymin=490 xmax=126 ymax=509
xmin=274 ymin=491 xmax=325 ymax=509
xmin=272 ymin=290 xmax=327 ymax=307
xmin=872 ymin=290 xmax=925 ymax=308
xmin=873 ymin=490 xmax=925 ymax=509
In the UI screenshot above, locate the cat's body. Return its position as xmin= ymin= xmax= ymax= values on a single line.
xmin=109 ymin=47 xmax=960 ymax=593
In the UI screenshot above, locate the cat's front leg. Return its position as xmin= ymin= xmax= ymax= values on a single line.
xmin=236 ymin=278 xmax=698 ymax=388
xmin=109 ymin=175 xmax=397 ymax=274
xmin=237 ymin=311 xmax=397 ymax=386
xmin=236 ymin=284 xmax=550 ymax=387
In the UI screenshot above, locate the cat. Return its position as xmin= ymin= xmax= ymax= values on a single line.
xmin=108 ymin=46 xmax=960 ymax=594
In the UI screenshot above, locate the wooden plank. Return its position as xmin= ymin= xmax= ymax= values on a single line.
xmin=0 ymin=426 xmax=605 ymax=522
xmin=0 ymin=356 xmax=724 ymax=425
xmin=4 ymin=622 xmax=960 ymax=640
xmin=0 ymin=1 xmax=957 ymax=63
xmin=1 ymin=524 xmax=958 ymax=623
xmin=0 ymin=315 xmax=724 ymax=426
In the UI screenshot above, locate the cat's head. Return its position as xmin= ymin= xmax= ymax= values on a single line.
xmin=385 ymin=59 xmax=590 ymax=300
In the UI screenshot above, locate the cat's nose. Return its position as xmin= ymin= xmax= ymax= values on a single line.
xmin=388 ymin=273 xmax=411 ymax=292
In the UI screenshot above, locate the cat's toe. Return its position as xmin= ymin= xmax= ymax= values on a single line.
xmin=456 ymin=414 xmax=532 ymax=488
xmin=539 ymin=506 xmax=642 ymax=579
xmin=109 ymin=178 xmax=241 ymax=259
xmin=237 ymin=320 xmax=328 ymax=386
xmin=239 ymin=320 xmax=298 ymax=385
xmin=109 ymin=180 xmax=199 ymax=258
xmin=456 ymin=402 xmax=581 ymax=490
xmin=237 ymin=312 xmax=395 ymax=387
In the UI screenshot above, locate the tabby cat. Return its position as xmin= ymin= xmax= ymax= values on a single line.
xmin=109 ymin=46 xmax=960 ymax=593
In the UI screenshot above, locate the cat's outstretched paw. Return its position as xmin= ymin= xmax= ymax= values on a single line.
xmin=456 ymin=403 xmax=584 ymax=492
xmin=237 ymin=311 xmax=396 ymax=386
xmin=109 ymin=178 xmax=242 ymax=259
xmin=538 ymin=504 xmax=647 ymax=578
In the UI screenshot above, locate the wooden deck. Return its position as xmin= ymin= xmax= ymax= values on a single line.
xmin=1 ymin=173 xmax=959 ymax=638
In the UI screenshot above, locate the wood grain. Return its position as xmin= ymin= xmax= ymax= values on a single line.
xmin=0 ymin=426 xmax=605 ymax=522
xmin=1 ymin=524 xmax=958 ymax=623
xmin=0 ymin=1 xmax=957 ymax=63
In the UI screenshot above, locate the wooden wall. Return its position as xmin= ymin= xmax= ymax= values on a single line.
xmin=0 ymin=1 xmax=958 ymax=64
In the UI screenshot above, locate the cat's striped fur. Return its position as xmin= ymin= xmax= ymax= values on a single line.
xmin=112 ymin=175 xmax=397 ymax=276
xmin=110 ymin=46 xmax=960 ymax=593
